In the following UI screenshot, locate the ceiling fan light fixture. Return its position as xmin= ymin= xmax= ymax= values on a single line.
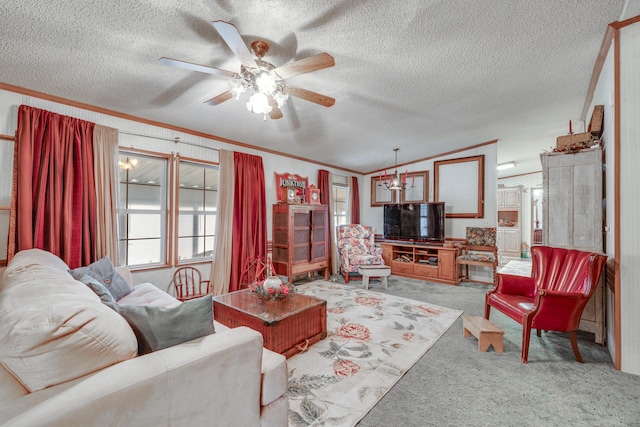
xmin=246 ymin=92 xmax=272 ymax=116
xmin=254 ymin=70 xmax=277 ymax=95
xmin=230 ymin=81 xmax=246 ymax=100
xmin=160 ymin=21 xmax=335 ymax=120
xmin=273 ymin=90 xmax=289 ymax=108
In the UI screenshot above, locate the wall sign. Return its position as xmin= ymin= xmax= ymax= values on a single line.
xmin=275 ymin=172 xmax=309 ymax=203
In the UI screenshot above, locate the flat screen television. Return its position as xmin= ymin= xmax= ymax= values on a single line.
xmin=383 ymin=202 xmax=445 ymax=242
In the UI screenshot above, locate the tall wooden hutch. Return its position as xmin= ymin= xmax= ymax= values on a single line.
xmin=272 ymin=204 xmax=330 ymax=283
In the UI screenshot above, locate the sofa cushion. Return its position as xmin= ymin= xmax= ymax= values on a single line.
xmin=80 ymin=275 xmax=117 ymax=304
xmin=1 ymin=248 xmax=69 ymax=292
xmin=70 ymin=256 xmax=131 ymax=300
xmin=108 ymin=295 xmax=215 ymax=355
xmin=0 ymin=253 xmax=138 ymax=392
xmin=117 ymin=282 xmax=181 ymax=308
xmin=260 ymin=349 xmax=288 ymax=406
xmin=0 ymin=363 xmax=27 ymax=406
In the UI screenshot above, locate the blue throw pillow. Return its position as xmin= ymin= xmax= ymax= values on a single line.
xmin=105 ymin=295 xmax=215 ymax=355
xmin=80 ymin=275 xmax=117 ymax=304
xmin=70 ymin=256 xmax=131 ymax=301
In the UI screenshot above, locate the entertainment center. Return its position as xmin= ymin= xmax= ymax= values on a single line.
xmin=379 ymin=201 xmax=458 ymax=285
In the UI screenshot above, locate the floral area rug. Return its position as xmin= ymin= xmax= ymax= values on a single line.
xmin=286 ymin=281 xmax=462 ymax=426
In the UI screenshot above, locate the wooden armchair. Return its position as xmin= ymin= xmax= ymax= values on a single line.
xmin=173 ymin=266 xmax=211 ymax=301
xmin=485 ymin=246 xmax=607 ymax=363
xmin=456 ymin=227 xmax=498 ymax=285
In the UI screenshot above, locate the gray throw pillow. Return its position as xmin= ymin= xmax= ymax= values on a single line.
xmin=70 ymin=256 xmax=131 ymax=301
xmin=80 ymin=275 xmax=117 ymax=304
xmin=106 ymin=295 xmax=215 ymax=355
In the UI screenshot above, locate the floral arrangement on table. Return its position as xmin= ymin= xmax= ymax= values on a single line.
xmin=250 ymin=275 xmax=294 ymax=302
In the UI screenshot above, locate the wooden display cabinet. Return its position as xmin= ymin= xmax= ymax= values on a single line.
xmin=272 ymin=204 xmax=330 ymax=283
xmin=379 ymin=242 xmax=458 ymax=285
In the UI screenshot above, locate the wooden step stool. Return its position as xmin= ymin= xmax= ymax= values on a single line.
xmin=463 ymin=316 xmax=504 ymax=353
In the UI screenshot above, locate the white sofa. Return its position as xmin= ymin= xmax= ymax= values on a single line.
xmin=0 ymin=249 xmax=288 ymax=426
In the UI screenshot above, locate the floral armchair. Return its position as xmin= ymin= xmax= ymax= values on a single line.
xmin=336 ymin=224 xmax=384 ymax=283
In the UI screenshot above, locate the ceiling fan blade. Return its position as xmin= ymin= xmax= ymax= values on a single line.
xmin=267 ymin=97 xmax=283 ymax=120
xmin=159 ymin=57 xmax=236 ymax=78
xmin=273 ymin=53 xmax=335 ymax=80
xmin=204 ymin=90 xmax=234 ymax=106
xmin=211 ymin=20 xmax=257 ymax=69
xmin=284 ymin=85 xmax=335 ymax=108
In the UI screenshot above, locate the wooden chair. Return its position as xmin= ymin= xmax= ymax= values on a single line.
xmin=239 ymin=257 xmax=276 ymax=288
xmin=173 ymin=266 xmax=211 ymax=301
xmin=456 ymin=227 xmax=498 ymax=285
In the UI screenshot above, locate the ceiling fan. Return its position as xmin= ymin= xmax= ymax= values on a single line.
xmin=160 ymin=20 xmax=335 ymax=120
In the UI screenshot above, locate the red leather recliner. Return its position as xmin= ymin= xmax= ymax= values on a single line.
xmin=484 ymin=246 xmax=607 ymax=363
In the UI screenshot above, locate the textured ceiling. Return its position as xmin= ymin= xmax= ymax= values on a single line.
xmin=0 ymin=1 xmax=634 ymax=176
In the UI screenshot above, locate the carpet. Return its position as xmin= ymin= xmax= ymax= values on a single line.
xmin=286 ymin=281 xmax=462 ymax=427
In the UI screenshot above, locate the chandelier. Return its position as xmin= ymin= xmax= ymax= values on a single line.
xmin=119 ymin=157 xmax=139 ymax=170
xmin=379 ymin=148 xmax=413 ymax=191
xmin=229 ymin=41 xmax=289 ymax=121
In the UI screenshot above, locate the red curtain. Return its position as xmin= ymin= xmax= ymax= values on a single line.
xmin=9 ymin=105 xmax=96 ymax=269
xmin=318 ymin=169 xmax=330 ymax=205
xmin=229 ymin=152 xmax=267 ymax=292
xmin=350 ymin=176 xmax=360 ymax=224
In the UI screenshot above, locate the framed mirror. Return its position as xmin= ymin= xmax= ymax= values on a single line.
xmin=400 ymin=171 xmax=429 ymax=203
xmin=371 ymin=176 xmax=397 ymax=206
xmin=434 ymin=155 xmax=484 ymax=218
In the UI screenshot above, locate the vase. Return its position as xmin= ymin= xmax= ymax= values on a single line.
xmin=263 ymin=275 xmax=282 ymax=290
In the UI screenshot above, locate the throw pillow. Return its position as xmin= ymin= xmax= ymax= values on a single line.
xmin=106 ymin=295 xmax=215 ymax=355
xmin=70 ymin=256 xmax=131 ymax=301
xmin=80 ymin=275 xmax=117 ymax=304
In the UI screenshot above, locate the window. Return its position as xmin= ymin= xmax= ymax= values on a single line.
xmin=0 ymin=137 xmax=13 ymax=265
xmin=118 ymin=153 xmax=169 ymax=267
xmin=333 ymin=184 xmax=349 ymax=227
xmin=176 ymin=160 xmax=218 ymax=262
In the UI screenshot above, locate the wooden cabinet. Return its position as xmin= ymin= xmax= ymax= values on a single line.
xmin=379 ymin=242 xmax=458 ymax=285
xmin=497 ymin=186 xmax=522 ymax=257
xmin=498 ymin=187 xmax=521 ymax=209
xmin=272 ymin=204 xmax=330 ymax=283
xmin=497 ymin=228 xmax=521 ymax=255
xmin=541 ymin=147 xmax=605 ymax=344
xmin=438 ymin=250 xmax=456 ymax=281
xmin=541 ymin=149 xmax=603 ymax=250
xmin=381 ymin=244 xmax=393 ymax=266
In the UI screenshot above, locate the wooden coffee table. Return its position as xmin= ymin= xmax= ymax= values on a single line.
xmin=213 ymin=289 xmax=327 ymax=358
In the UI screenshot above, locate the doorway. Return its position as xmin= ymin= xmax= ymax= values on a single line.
xmin=531 ymin=187 xmax=543 ymax=245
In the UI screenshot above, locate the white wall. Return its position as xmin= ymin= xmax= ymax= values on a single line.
xmin=361 ymin=143 xmax=498 ymax=239
xmin=586 ymin=36 xmax=617 ymax=359
xmin=618 ymin=20 xmax=640 ymax=375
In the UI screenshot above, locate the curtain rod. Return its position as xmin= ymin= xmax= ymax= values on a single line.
xmin=118 ymin=130 xmax=219 ymax=152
